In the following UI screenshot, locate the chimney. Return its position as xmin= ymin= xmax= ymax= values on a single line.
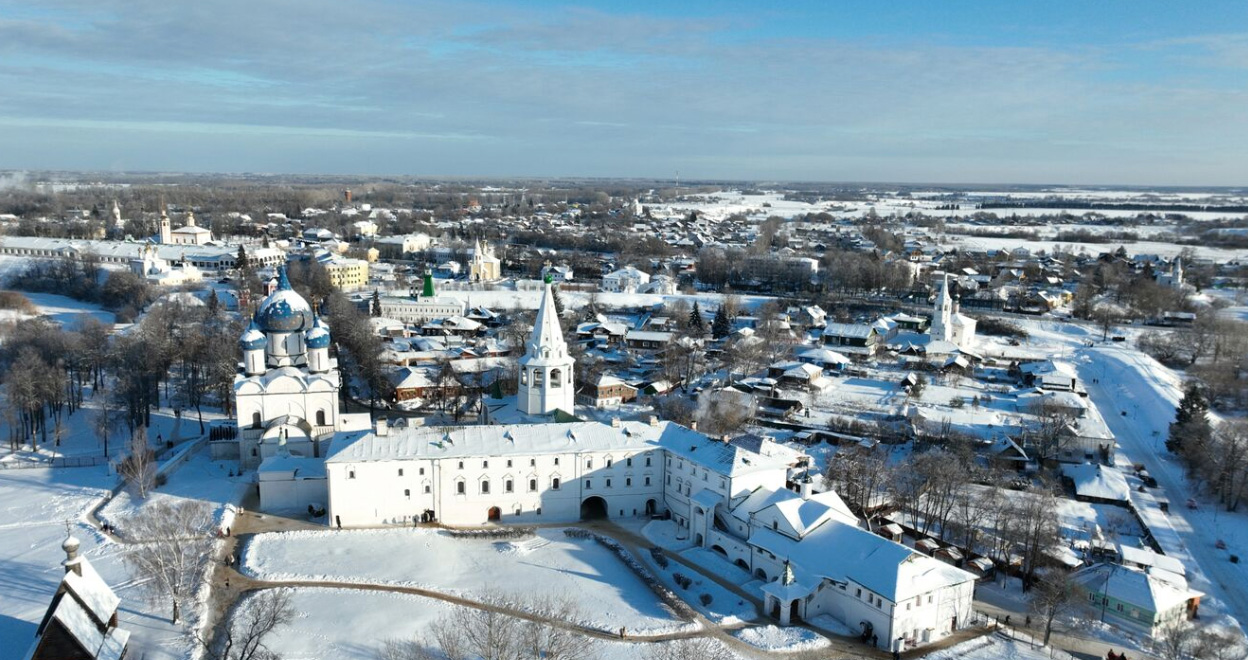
xmin=799 ymin=478 xmax=813 ymax=501
xmin=721 ymin=434 xmax=731 ymax=443
xmin=648 ymin=415 xmax=659 ymax=427
xmin=690 ymin=421 xmax=698 ymax=432
xmin=610 ymin=417 xmax=621 ymax=428
xmin=376 ymin=418 xmax=388 ymax=437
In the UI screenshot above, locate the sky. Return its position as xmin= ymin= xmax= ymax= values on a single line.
xmin=0 ymin=1 xmax=1245 ymax=185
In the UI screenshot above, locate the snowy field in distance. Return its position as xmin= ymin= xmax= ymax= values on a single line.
xmin=241 ymin=527 xmax=690 ymax=634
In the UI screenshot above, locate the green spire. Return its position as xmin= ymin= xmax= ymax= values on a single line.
xmin=422 ymin=270 xmax=436 ymax=298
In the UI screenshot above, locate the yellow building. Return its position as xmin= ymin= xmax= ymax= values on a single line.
xmin=325 ymin=257 xmax=369 ymax=291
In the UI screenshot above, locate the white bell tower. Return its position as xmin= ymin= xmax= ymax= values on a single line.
xmin=518 ymin=279 xmax=574 ymax=415
xmin=932 ymin=274 xmax=953 ymax=342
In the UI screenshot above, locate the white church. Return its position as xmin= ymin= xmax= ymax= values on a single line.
xmin=930 ymin=274 xmax=976 ymax=352
xmin=228 ymin=270 xmax=976 ymax=652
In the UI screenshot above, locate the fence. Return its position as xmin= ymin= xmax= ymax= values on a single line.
xmin=0 ymin=454 xmax=111 ymax=470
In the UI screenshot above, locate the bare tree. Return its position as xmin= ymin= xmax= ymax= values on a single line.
xmin=123 ymin=500 xmax=214 ymax=623
xmin=199 ymin=589 xmax=296 ymax=660
xmin=1153 ymin=619 xmax=1200 ymax=660
xmin=384 ymin=596 xmax=596 ymax=660
xmin=644 ymin=637 xmax=735 ymax=660
xmin=116 ymin=425 xmax=156 ymax=498
xmin=1029 ymin=571 xmax=1086 ymax=646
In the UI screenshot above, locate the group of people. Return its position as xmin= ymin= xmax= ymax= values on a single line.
xmin=1106 ymin=651 xmax=1130 ymax=660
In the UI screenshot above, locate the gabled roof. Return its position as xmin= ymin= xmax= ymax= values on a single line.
xmin=822 ymin=322 xmax=876 ymax=339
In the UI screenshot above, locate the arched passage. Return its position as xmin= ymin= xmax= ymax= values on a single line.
xmin=645 ymin=499 xmax=657 ymax=516
xmin=487 ymin=506 xmax=501 ymax=522
xmin=580 ymin=496 xmax=608 ymax=520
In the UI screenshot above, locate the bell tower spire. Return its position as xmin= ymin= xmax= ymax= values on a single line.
xmin=517 ymin=279 xmax=574 ymax=415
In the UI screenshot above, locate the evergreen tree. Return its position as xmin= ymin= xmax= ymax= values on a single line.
xmin=206 ymin=289 xmax=219 ymax=316
xmin=689 ymin=302 xmax=705 ymax=334
xmin=1167 ymin=383 xmax=1211 ymax=454
xmin=236 ymin=245 xmax=249 ymax=270
xmin=371 ymin=289 xmax=382 ymax=317
xmin=712 ymin=305 xmax=731 ymax=339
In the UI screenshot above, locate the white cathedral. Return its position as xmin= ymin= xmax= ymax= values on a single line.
xmin=228 ymin=270 xmax=975 ymax=652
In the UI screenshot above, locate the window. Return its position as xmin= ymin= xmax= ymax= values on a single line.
xmin=1117 ymin=604 xmax=1124 ymax=612
xmin=506 ymin=459 xmax=512 ymax=468
xmin=252 ymin=448 xmax=258 ymax=457
xmin=550 ymin=368 xmax=562 ymax=388
xmin=419 ymin=468 xmax=425 ymax=476
xmin=606 ymin=458 xmax=613 ymax=467
xmin=458 ymin=461 xmax=464 ymax=469
xmin=554 ymin=457 xmax=560 ymax=466
xmin=457 ymin=481 xmax=465 ymax=494
xmin=521 ymin=370 xmax=528 ymax=385
xmin=251 ymin=412 xmax=262 ymax=429
xmin=424 ymin=485 xmax=431 ymax=494
xmin=928 ymin=596 xmax=933 ymax=604
xmin=666 ymin=475 xmax=671 ymax=485
xmin=316 ymin=410 xmax=326 ymax=426
xmin=605 ymin=478 xmax=612 ymax=488
xmin=398 ymin=469 xmax=404 ymax=477
xmin=626 ymin=457 xmax=633 ymax=467
xmin=645 ymin=457 xmax=652 ymax=467
xmin=772 ymin=520 xmax=778 ymax=531
xmin=529 ymin=478 xmax=538 ymax=492
xmin=481 ymin=480 xmax=490 ymax=494
xmin=586 ymin=459 xmax=593 ymax=470
xmin=856 ymin=589 xmax=862 ymax=598
xmin=645 ymin=477 xmax=651 ymax=486
xmin=505 ymin=480 xmax=514 ymax=493
xmin=349 ymin=470 xmax=356 ymax=479
xmin=483 ymin=460 xmax=489 ymax=469
xmin=530 ymin=458 xmax=536 ymax=467
xmin=536 ymin=507 xmax=542 ymax=515
xmin=626 ymin=478 xmax=631 ymax=487
xmin=404 ymin=489 xmax=410 ymax=498
xmin=585 ymin=480 xmax=592 ymax=489
xmin=552 ymin=477 xmax=561 ymax=490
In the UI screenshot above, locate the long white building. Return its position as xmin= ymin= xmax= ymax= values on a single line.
xmin=236 ymin=269 xmax=976 ymax=651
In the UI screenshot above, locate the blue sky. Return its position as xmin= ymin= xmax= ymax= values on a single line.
xmin=0 ymin=1 xmax=1244 ymax=184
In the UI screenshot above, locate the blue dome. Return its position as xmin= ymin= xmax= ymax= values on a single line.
xmin=305 ymin=324 xmax=331 ymax=349
xmin=254 ymin=268 xmax=313 ymax=333
xmin=239 ymin=324 xmax=267 ymax=350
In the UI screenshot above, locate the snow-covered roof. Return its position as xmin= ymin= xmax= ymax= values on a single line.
xmin=50 ymin=597 xmax=103 ymax=655
xmin=1074 ymin=563 xmax=1202 ymax=615
xmin=822 ymin=322 xmax=876 ymax=339
xmin=326 ymin=420 xmax=791 ymax=478
xmin=796 ymin=348 xmax=852 ymax=365
xmin=1064 ymin=463 xmax=1130 ymax=502
xmin=749 ymin=517 xmax=974 ymax=603
xmin=63 ymin=560 xmax=120 ymax=627
xmin=1118 ymin=545 xmax=1186 ymax=579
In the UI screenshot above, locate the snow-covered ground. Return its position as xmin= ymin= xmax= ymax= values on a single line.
xmin=924 ymin=632 xmax=1073 ymax=660
xmin=241 ymin=527 xmax=690 ymax=634
xmin=98 ymin=446 xmax=248 ymax=535
xmin=390 ymin=287 xmax=776 ymax=314
xmin=732 ymin=624 xmax=829 ymax=652
xmin=262 ymin=587 xmax=737 ymax=660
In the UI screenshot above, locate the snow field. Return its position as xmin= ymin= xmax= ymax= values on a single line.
xmin=263 ymin=587 xmax=742 ymax=660
xmin=240 ymin=527 xmax=691 ymax=634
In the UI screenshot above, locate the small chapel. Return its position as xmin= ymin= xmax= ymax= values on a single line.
xmin=22 ymin=531 xmax=130 ymax=660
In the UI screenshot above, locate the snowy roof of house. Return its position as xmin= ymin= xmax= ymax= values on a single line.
xmin=782 ymin=363 xmax=823 ymax=380
xmin=796 ymin=348 xmax=852 ymax=364
xmin=822 ymin=322 xmax=876 ymax=339
xmin=258 ymin=455 xmax=328 ymax=479
xmin=1118 ymin=545 xmax=1186 ymax=578
xmin=762 ymin=491 xmax=858 ymax=538
xmin=748 ymin=517 xmax=974 ymax=603
xmin=625 ymin=330 xmax=674 ymax=342
xmin=326 ymin=421 xmax=790 ymax=478
xmin=1064 ymin=463 xmax=1131 ymax=502
xmin=1074 ymin=563 xmax=1201 ymax=614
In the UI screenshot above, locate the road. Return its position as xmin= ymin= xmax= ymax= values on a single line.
xmin=1077 ymin=346 xmax=1248 ymax=636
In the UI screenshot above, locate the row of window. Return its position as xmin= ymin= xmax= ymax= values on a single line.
xmin=584 ymin=476 xmax=651 ymax=489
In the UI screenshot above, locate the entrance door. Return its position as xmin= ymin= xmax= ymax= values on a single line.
xmin=487 ymin=506 xmax=501 ymax=522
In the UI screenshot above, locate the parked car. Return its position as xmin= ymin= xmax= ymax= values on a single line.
xmin=1186 ymin=498 xmax=1198 ymax=510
